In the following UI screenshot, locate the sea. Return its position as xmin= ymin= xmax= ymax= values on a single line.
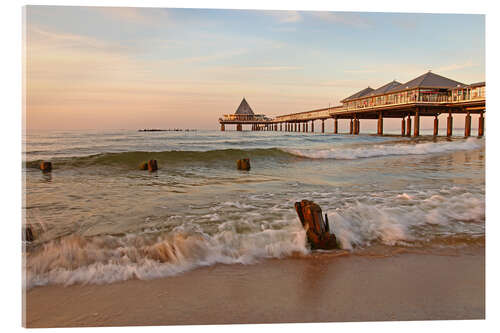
xmin=23 ymin=129 xmax=485 ymax=289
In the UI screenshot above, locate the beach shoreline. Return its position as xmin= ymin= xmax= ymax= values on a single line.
xmin=25 ymin=248 xmax=484 ymax=327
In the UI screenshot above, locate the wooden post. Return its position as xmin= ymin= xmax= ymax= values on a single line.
xmin=356 ymin=119 xmax=360 ymax=135
xmin=237 ymin=124 xmax=242 ymax=131
xmin=377 ymin=112 xmax=383 ymax=135
xmin=311 ymin=121 xmax=314 ymax=133
xmin=465 ymin=112 xmax=471 ymax=137
xmin=349 ymin=118 xmax=353 ymax=134
xmin=478 ymin=112 xmax=484 ymax=137
xmin=414 ymin=108 xmax=420 ymax=137
xmin=280 ymin=123 xmax=282 ymax=131
xmin=321 ymin=119 xmax=325 ymax=133
xmin=334 ymin=117 xmax=338 ymax=134
xmin=433 ymin=115 xmax=439 ymax=136
xmin=447 ymin=111 xmax=453 ymax=137
xmin=406 ymin=115 xmax=412 ymax=137
xmin=401 ymin=117 xmax=405 ymax=136
xmin=221 ymin=123 xmax=225 ymax=131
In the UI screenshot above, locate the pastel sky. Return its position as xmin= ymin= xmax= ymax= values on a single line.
xmin=25 ymin=6 xmax=485 ymax=130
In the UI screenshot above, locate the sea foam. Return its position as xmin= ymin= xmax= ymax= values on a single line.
xmin=283 ymin=137 xmax=483 ymax=160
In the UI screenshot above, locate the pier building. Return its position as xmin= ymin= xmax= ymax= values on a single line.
xmin=218 ymin=71 xmax=485 ymax=137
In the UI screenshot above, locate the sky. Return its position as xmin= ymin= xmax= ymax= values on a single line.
xmin=24 ymin=6 xmax=485 ymax=130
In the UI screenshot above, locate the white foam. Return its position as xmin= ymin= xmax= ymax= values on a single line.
xmin=283 ymin=138 xmax=483 ymax=160
xmin=327 ymin=190 xmax=484 ymax=250
xmin=25 ymin=224 xmax=308 ymax=289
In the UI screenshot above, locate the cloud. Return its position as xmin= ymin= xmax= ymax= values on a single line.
xmin=310 ymin=12 xmax=372 ymax=29
xmin=92 ymin=7 xmax=169 ymax=27
xmin=265 ymin=10 xmax=302 ymax=23
xmin=344 ymin=69 xmax=378 ymax=74
xmin=436 ymin=61 xmax=478 ymax=72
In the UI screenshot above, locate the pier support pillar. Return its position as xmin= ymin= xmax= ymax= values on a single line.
xmin=275 ymin=124 xmax=278 ymax=131
xmin=447 ymin=112 xmax=453 ymax=137
xmin=406 ymin=116 xmax=412 ymax=137
xmin=356 ymin=119 xmax=360 ymax=135
xmin=294 ymin=123 xmax=297 ymax=132
xmin=464 ymin=112 xmax=471 ymax=137
xmin=433 ymin=116 xmax=439 ymax=136
xmin=280 ymin=123 xmax=282 ymax=131
xmin=401 ymin=118 xmax=405 ymax=136
xmin=221 ymin=124 xmax=225 ymax=131
xmin=349 ymin=119 xmax=353 ymax=134
xmin=414 ymin=109 xmax=420 ymax=137
xmin=311 ymin=121 xmax=314 ymax=133
xmin=334 ymin=117 xmax=338 ymax=134
xmin=377 ymin=112 xmax=383 ymax=135
xmin=478 ymin=112 xmax=484 ymax=137
xmin=321 ymin=119 xmax=325 ymax=133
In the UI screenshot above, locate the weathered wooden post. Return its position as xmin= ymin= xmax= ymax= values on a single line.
xmin=357 ymin=119 xmax=361 ymax=135
xmin=349 ymin=118 xmax=353 ymax=134
xmin=478 ymin=111 xmax=484 ymax=137
xmin=321 ymin=119 xmax=325 ymax=133
xmin=237 ymin=124 xmax=242 ymax=131
xmin=334 ymin=117 xmax=338 ymax=134
xmin=280 ymin=123 xmax=282 ymax=131
xmin=236 ymin=158 xmax=251 ymax=170
xmin=406 ymin=115 xmax=412 ymax=137
xmin=433 ymin=115 xmax=439 ymax=136
xmin=401 ymin=117 xmax=406 ymax=136
xmin=220 ymin=123 xmax=225 ymax=131
xmin=447 ymin=111 xmax=453 ymax=137
xmin=414 ymin=108 xmax=420 ymax=137
xmin=311 ymin=121 xmax=314 ymax=133
xmin=40 ymin=161 xmax=52 ymax=172
xmin=294 ymin=200 xmax=337 ymax=250
xmin=377 ymin=111 xmax=383 ymax=135
xmin=464 ymin=112 xmax=471 ymax=137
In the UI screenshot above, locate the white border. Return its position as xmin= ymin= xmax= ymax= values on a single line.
xmin=2 ymin=1 xmax=498 ymax=332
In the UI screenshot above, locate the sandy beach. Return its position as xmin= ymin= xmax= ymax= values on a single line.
xmin=25 ymin=249 xmax=484 ymax=327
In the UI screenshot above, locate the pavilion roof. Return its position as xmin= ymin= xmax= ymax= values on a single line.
xmin=341 ymin=87 xmax=374 ymax=102
xmin=234 ymin=98 xmax=255 ymax=115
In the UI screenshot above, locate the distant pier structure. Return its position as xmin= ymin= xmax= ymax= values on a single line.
xmin=218 ymin=71 xmax=485 ymax=137
xmin=219 ymin=98 xmax=271 ymax=131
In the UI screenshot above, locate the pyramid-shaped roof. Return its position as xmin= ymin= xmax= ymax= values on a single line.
xmin=389 ymin=71 xmax=466 ymax=92
xmin=367 ymin=80 xmax=402 ymax=97
xmin=341 ymin=87 xmax=374 ymax=102
xmin=234 ymin=98 xmax=254 ymax=115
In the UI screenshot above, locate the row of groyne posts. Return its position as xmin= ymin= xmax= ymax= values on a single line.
xmin=231 ymin=109 xmax=484 ymax=137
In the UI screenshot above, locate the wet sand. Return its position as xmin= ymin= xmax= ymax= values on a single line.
xmin=25 ymin=250 xmax=484 ymax=327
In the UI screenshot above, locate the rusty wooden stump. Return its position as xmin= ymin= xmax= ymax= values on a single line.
xmin=236 ymin=158 xmax=251 ymax=171
xmin=295 ymin=200 xmax=337 ymax=250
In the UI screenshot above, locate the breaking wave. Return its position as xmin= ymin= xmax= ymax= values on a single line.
xmin=24 ymin=189 xmax=484 ymax=289
xmin=283 ymin=137 xmax=483 ymax=160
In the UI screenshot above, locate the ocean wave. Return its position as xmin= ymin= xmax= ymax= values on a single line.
xmin=327 ymin=191 xmax=484 ymax=250
xmin=24 ymin=188 xmax=484 ymax=288
xmin=25 ymin=225 xmax=308 ymax=289
xmin=283 ymin=137 xmax=483 ymax=160
xmin=23 ymin=148 xmax=294 ymax=169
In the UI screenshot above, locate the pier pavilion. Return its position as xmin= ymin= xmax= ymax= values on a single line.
xmin=221 ymin=71 xmax=485 ymax=137
xmin=219 ymin=98 xmax=271 ymax=131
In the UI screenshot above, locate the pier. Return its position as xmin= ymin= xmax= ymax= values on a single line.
xmin=219 ymin=71 xmax=485 ymax=137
